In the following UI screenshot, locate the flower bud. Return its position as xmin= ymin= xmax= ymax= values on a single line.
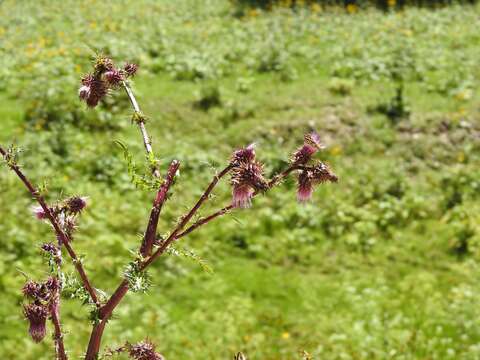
xmin=22 ymin=280 xmax=41 ymax=299
xmin=291 ymin=132 xmax=324 ymax=165
xmin=66 ymin=196 xmax=88 ymax=214
xmin=24 ymin=303 xmax=49 ymax=343
xmin=41 ymin=242 xmax=57 ymax=255
xmin=231 ymin=161 xmax=267 ymax=208
xmin=129 ymin=340 xmax=164 ymax=360
xmin=124 ymin=63 xmax=138 ymax=77
xmin=311 ymin=162 xmax=338 ymax=184
xmin=296 ymin=162 xmax=337 ymax=203
xmin=104 ymin=69 xmax=124 ymax=86
xmin=94 ymin=56 xmax=115 ymax=74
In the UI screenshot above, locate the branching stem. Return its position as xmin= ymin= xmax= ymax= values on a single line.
xmin=0 ymin=146 xmax=99 ymax=307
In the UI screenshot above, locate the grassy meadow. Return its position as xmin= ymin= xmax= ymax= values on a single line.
xmin=1 ymin=0 xmax=480 ymax=359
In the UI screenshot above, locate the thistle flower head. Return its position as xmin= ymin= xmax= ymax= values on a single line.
xmin=297 ymin=170 xmax=314 ymax=203
xmin=129 ymin=340 xmax=164 ymax=360
xmin=231 ymin=143 xmax=256 ymax=165
xmin=66 ymin=196 xmax=88 ymax=214
xmin=31 ymin=205 xmax=47 ymax=220
xmin=291 ymin=132 xmax=324 ymax=165
xmin=124 ymin=62 xmax=138 ymax=77
xmin=311 ymin=162 xmax=338 ymax=184
xmin=304 ymin=131 xmax=324 ymax=151
xmin=22 ymin=280 xmax=41 ymax=299
xmin=231 ymin=161 xmax=268 ymax=208
xmin=105 ymin=68 xmax=124 ymax=87
xmin=24 ymin=303 xmax=48 ymax=343
xmin=296 ymin=162 xmax=337 ymax=203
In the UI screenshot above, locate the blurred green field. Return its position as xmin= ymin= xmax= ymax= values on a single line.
xmin=1 ymin=0 xmax=480 ymax=359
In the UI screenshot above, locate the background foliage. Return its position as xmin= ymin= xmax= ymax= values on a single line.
xmin=0 ymin=0 xmax=479 ymax=358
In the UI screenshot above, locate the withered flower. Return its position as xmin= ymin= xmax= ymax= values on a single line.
xmin=24 ymin=303 xmax=49 ymax=343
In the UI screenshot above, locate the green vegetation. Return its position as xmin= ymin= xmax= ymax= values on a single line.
xmin=1 ymin=0 xmax=479 ymax=358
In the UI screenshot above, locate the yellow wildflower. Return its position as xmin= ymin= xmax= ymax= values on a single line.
xmin=346 ymin=3 xmax=357 ymax=13
xmin=311 ymin=3 xmax=322 ymax=13
xmin=248 ymin=9 xmax=259 ymax=17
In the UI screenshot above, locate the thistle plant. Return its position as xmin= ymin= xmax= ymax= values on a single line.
xmin=0 ymin=55 xmax=338 ymax=360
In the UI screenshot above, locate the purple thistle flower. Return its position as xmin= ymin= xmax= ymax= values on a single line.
xmin=291 ymin=132 xmax=325 ymax=165
xmin=124 ymin=63 xmax=138 ymax=77
xmin=31 ymin=205 xmax=47 ymax=220
xmin=231 ymin=161 xmax=268 ymax=208
xmin=104 ymin=68 xmax=124 ymax=87
xmin=231 ymin=143 xmax=256 ymax=165
xmin=296 ymin=162 xmax=337 ymax=203
xmin=24 ymin=303 xmax=49 ymax=343
xmin=129 ymin=340 xmax=164 ymax=360
xmin=66 ymin=196 xmax=88 ymax=214
xmin=22 ymin=280 xmax=41 ymax=299
xmin=297 ymin=170 xmax=313 ymax=203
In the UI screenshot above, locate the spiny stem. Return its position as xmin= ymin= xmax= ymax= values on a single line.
xmin=142 ymin=164 xmax=234 ymax=269
xmin=141 ymin=160 xmax=180 ymax=257
xmin=122 ymin=81 xmax=160 ymax=178
xmin=85 ymin=165 xmax=233 ymax=359
xmin=50 ymin=230 xmax=68 ymax=359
